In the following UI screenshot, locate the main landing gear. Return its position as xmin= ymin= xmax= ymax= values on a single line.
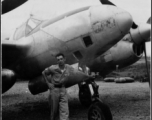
xmin=78 ymin=77 xmax=113 ymax=120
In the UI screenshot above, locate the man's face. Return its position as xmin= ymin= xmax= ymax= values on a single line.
xmin=56 ymin=55 xmax=66 ymax=66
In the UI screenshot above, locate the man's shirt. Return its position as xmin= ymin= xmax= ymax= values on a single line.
xmin=44 ymin=64 xmax=73 ymax=86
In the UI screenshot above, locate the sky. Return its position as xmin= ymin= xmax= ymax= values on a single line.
xmin=1 ymin=0 xmax=151 ymax=56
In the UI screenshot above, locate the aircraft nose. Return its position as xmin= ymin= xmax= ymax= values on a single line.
xmin=114 ymin=12 xmax=133 ymax=35
xmin=107 ymin=5 xmax=133 ymax=35
xmin=90 ymin=5 xmax=133 ymax=36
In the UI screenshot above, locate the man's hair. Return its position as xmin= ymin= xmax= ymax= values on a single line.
xmin=55 ymin=53 xmax=65 ymax=58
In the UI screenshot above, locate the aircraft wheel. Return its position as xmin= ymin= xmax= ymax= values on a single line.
xmin=88 ymin=101 xmax=113 ymax=120
xmin=79 ymin=84 xmax=92 ymax=107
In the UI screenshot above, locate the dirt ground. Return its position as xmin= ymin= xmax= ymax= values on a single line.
xmin=2 ymin=81 xmax=150 ymax=120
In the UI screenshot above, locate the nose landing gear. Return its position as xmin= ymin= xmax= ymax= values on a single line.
xmin=78 ymin=77 xmax=113 ymax=120
xmin=79 ymin=77 xmax=99 ymax=107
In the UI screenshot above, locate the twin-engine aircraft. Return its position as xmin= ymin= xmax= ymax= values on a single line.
xmin=2 ymin=0 xmax=151 ymax=119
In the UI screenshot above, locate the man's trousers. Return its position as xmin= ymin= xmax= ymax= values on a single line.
xmin=48 ymin=87 xmax=69 ymax=120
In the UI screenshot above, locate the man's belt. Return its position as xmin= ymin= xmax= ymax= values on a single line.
xmin=54 ymin=84 xmax=65 ymax=88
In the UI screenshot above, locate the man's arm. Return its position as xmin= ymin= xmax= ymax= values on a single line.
xmin=42 ymin=69 xmax=54 ymax=90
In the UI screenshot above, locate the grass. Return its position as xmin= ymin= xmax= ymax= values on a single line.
xmin=2 ymin=82 xmax=150 ymax=120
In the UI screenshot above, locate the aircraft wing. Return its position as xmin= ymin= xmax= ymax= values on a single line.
xmin=2 ymin=39 xmax=31 ymax=68
xmin=2 ymin=0 xmax=28 ymax=14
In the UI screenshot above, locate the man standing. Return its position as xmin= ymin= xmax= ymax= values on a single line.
xmin=42 ymin=53 xmax=72 ymax=120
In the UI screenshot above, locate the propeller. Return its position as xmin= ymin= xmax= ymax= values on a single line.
xmin=100 ymin=0 xmax=151 ymax=86
xmin=2 ymin=0 xmax=28 ymax=14
xmin=99 ymin=0 xmax=115 ymax=6
xmin=144 ymin=17 xmax=151 ymax=87
xmin=147 ymin=17 xmax=151 ymax=24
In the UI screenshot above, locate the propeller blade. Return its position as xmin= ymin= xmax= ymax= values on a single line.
xmin=2 ymin=0 xmax=28 ymax=14
xmin=99 ymin=0 xmax=115 ymax=6
xmin=145 ymin=17 xmax=151 ymax=87
xmin=143 ymin=44 xmax=150 ymax=87
xmin=147 ymin=17 xmax=151 ymax=24
xmin=147 ymin=17 xmax=151 ymax=41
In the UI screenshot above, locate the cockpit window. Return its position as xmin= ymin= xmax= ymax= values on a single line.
xmin=26 ymin=18 xmax=42 ymax=35
xmin=14 ymin=17 xmax=42 ymax=40
xmin=14 ymin=23 xmax=26 ymax=40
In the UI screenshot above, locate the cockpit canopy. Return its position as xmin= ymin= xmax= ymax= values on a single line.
xmin=14 ymin=17 xmax=42 ymax=40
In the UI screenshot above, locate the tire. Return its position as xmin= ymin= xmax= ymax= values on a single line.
xmin=88 ymin=101 xmax=113 ymax=120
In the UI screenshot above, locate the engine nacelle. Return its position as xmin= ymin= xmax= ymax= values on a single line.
xmin=87 ymin=40 xmax=143 ymax=76
xmin=2 ymin=69 xmax=17 ymax=93
xmin=28 ymin=68 xmax=90 ymax=95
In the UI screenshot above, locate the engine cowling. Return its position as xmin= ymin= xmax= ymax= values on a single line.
xmin=2 ymin=69 xmax=17 ymax=93
xmin=87 ymin=40 xmax=143 ymax=76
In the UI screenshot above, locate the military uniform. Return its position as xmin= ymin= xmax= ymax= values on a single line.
xmin=43 ymin=64 xmax=72 ymax=120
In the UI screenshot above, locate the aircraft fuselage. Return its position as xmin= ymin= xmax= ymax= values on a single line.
xmin=3 ymin=5 xmax=133 ymax=80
